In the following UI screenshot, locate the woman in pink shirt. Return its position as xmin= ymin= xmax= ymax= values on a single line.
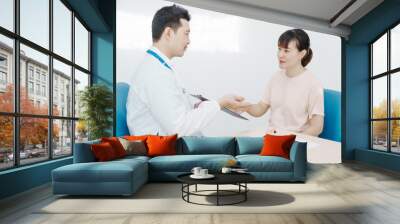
xmin=241 ymin=29 xmax=324 ymax=136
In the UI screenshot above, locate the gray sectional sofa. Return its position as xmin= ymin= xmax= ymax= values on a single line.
xmin=52 ymin=136 xmax=307 ymax=196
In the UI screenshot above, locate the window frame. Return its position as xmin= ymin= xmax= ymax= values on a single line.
xmin=0 ymin=53 xmax=8 ymax=88
xmin=370 ymin=21 xmax=400 ymax=154
xmin=0 ymin=70 xmax=7 ymax=85
xmin=0 ymin=53 xmax=7 ymax=68
xmin=0 ymin=0 xmax=92 ymax=171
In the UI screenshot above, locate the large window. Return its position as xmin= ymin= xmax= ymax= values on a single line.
xmin=74 ymin=17 xmax=89 ymax=70
xmin=0 ymin=0 xmax=91 ymax=171
xmin=0 ymin=0 xmax=14 ymax=32
xmin=371 ymin=23 xmax=400 ymax=154
xmin=20 ymin=0 xmax=49 ymax=49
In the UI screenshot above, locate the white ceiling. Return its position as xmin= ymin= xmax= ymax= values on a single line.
xmin=225 ymin=0 xmax=353 ymax=23
xmin=170 ymin=0 xmax=384 ymax=38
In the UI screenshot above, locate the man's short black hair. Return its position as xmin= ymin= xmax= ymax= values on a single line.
xmin=152 ymin=4 xmax=191 ymax=42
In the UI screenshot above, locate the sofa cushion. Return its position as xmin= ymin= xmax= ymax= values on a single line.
xmin=177 ymin=137 xmax=236 ymax=155
xmin=101 ymin=137 xmax=127 ymax=158
xmin=147 ymin=134 xmax=177 ymax=157
xmin=236 ymin=137 xmax=263 ymax=155
xmin=148 ymin=154 xmax=235 ymax=172
xmin=236 ymin=155 xmax=293 ymax=172
xmin=115 ymin=155 xmax=150 ymax=163
xmin=123 ymin=135 xmax=150 ymax=141
xmin=260 ymin=134 xmax=296 ymax=159
xmin=52 ymin=159 xmax=147 ymax=183
xmin=118 ymin=138 xmax=147 ymax=156
xmin=91 ymin=142 xmax=118 ymax=161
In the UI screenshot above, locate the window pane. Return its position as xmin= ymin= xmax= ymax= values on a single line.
xmin=0 ymin=116 xmax=13 ymax=170
xmin=53 ymin=0 xmax=72 ymax=60
xmin=391 ymin=72 xmax=400 ymax=118
xmin=75 ymin=120 xmax=88 ymax=143
xmin=372 ymin=121 xmax=388 ymax=151
xmin=20 ymin=117 xmax=49 ymax=165
xmin=372 ymin=77 xmax=387 ymax=119
xmin=53 ymin=59 xmax=72 ymax=117
xmin=53 ymin=119 xmax=72 ymax=157
xmin=20 ymin=0 xmax=49 ymax=49
xmin=75 ymin=18 xmax=89 ymax=69
xmin=391 ymin=24 xmax=400 ymax=70
xmin=0 ymin=34 xmax=14 ymax=112
xmin=372 ymin=33 xmax=387 ymax=76
xmin=391 ymin=120 xmax=400 ymax=153
xmin=20 ymin=44 xmax=49 ymax=115
xmin=74 ymin=69 xmax=89 ymax=118
xmin=0 ymin=0 xmax=14 ymax=31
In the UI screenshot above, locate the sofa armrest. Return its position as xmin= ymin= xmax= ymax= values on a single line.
xmin=289 ymin=141 xmax=307 ymax=181
xmin=73 ymin=140 xmax=100 ymax=163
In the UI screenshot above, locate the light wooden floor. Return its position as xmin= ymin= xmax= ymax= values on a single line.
xmin=1 ymin=162 xmax=400 ymax=224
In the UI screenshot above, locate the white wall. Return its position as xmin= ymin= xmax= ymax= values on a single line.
xmin=117 ymin=0 xmax=341 ymax=136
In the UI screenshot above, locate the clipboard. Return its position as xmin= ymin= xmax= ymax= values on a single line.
xmin=190 ymin=94 xmax=249 ymax=120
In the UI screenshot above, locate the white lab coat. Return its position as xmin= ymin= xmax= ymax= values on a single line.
xmin=126 ymin=47 xmax=220 ymax=136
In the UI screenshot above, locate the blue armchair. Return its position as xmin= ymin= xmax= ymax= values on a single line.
xmin=116 ymin=82 xmax=130 ymax=137
xmin=320 ymin=89 xmax=341 ymax=142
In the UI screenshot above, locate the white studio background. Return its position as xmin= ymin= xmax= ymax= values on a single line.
xmin=117 ymin=0 xmax=341 ymax=136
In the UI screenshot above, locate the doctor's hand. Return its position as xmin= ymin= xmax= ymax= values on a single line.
xmin=218 ymin=95 xmax=252 ymax=110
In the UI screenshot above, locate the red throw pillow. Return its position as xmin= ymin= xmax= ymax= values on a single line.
xmin=91 ymin=142 xmax=118 ymax=161
xmin=123 ymin=135 xmax=150 ymax=141
xmin=101 ymin=137 xmax=127 ymax=158
xmin=146 ymin=134 xmax=177 ymax=157
xmin=259 ymin=134 xmax=296 ymax=159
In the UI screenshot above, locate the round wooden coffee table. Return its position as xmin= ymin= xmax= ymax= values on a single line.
xmin=177 ymin=173 xmax=255 ymax=206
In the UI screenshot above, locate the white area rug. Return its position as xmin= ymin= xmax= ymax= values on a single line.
xmin=38 ymin=183 xmax=361 ymax=214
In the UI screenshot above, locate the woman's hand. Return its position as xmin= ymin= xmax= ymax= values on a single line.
xmin=238 ymin=101 xmax=270 ymax=117
xmin=218 ymin=95 xmax=251 ymax=110
xmin=232 ymin=105 xmax=252 ymax=114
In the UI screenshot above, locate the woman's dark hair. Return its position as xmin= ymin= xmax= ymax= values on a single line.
xmin=278 ymin=29 xmax=313 ymax=67
xmin=152 ymin=4 xmax=191 ymax=42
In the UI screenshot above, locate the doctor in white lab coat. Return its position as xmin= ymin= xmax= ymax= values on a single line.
xmin=126 ymin=5 xmax=249 ymax=136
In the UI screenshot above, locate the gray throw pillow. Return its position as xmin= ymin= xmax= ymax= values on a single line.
xmin=118 ymin=137 xmax=147 ymax=156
